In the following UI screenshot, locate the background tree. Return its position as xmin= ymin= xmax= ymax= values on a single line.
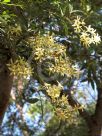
xmin=0 ymin=0 xmax=102 ymax=136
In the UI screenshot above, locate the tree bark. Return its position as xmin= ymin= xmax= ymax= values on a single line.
xmin=88 ymin=122 xmax=102 ymax=136
xmin=0 ymin=65 xmax=13 ymax=126
xmin=88 ymin=84 xmax=102 ymax=136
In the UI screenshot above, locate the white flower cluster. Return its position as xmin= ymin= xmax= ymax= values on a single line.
xmin=72 ymin=16 xmax=85 ymax=33
xmin=8 ymin=57 xmax=32 ymax=78
xmin=72 ymin=16 xmax=101 ymax=47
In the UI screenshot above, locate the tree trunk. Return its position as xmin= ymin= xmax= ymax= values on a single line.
xmin=89 ymin=123 xmax=102 ymax=136
xmin=88 ymin=84 xmax=102 ymax=136
xmin=0 ymin=65 xmax=13 ymax=126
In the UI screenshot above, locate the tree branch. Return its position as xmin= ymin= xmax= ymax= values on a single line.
xmin=67 ymin=91 xmax=91 ymax=126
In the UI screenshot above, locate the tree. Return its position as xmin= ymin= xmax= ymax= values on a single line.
xmin=0 ymin=0 xmax=102 ymax=136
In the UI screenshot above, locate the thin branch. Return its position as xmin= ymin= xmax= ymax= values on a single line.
xmin=37 ymin=91 xmax=44 ymax=120
xmin=67 ymin=91 xmax=91 ymax=126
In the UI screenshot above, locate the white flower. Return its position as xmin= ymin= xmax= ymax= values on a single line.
xmin=80 ymin=32 xmax=92 ymax=46
xmin=72 ymin=16 xmax=85 ymax=33
xmin=93 ymin=33 xmax=101 ymax=44
xmin=86 ymin=25 xmax=96 ymax=34
xmin=73 ymin=16 xmax=101 ymax=47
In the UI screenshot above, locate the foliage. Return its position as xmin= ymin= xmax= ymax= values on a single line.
xmin=40 ymin=116 xmax=88 ymax=136
xmin=0 ymin=0 xmax=102 ymax=135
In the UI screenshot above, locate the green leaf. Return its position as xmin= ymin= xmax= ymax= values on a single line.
xmin=3 ymin=0 xmax=10 ymax=3
xmin=27 ymin=98 xmax=39 ymax=104
xmin=90 ymin=80 xmax=95 ymax=90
